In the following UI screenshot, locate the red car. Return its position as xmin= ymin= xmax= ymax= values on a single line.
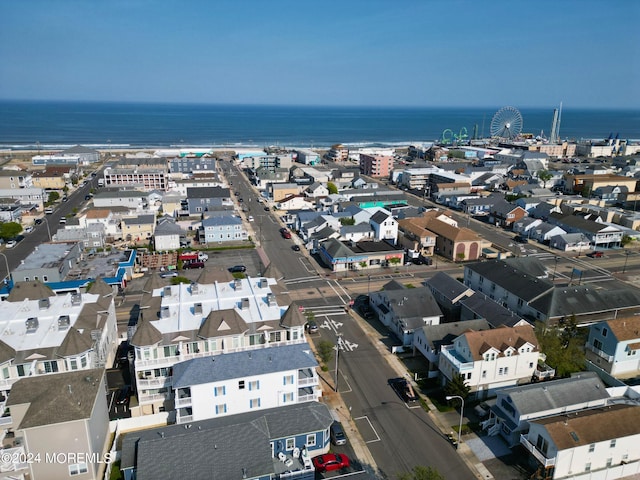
xmin=587 ymin=251 xmax=604 ymax=258
xmin=312 ymin=453 xmax=350 ymax=473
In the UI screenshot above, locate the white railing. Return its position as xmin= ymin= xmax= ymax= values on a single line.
xmin=520 ymin=434 xmax=556 ymax=467
xmin=135 ymin=377 xmax=172 ymax=389
xmin=585 ymin=344 xmax=614 ymax=363
xmin=297 ymin=376 xmax=318 ymax=386
xmin=440 ymin=345 xmax=475 ymax=371
xmin=298 ymin=394 xmax=317 ymax=402
xmin=0 ymin=378 xmax=20 ymax=390
xmin=137 ymin=393 xmax=170 ymax=405
xmin=0 ymin=416 xmax=12 ymax=426
xmin=0 ymin=446 xmax=28 ymax=472
xmin=174 ymin=397 xmax=192 ymax=408
xmin=177 ymin=415 xmax=193 ymax=424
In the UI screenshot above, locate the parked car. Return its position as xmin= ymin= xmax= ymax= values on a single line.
xmin=116 ymin=386 xmax=131 ymax=405
xmin=264 ymin=206 xmax=270 ymax=211
xmin=160 ymin=271 xmax=178 ymax=278
xmin=306 ymin=320 xmax=318 ymax=334
xmin=388 ymin=377 xmax=418 ymax=402
xmin=312 ymin=453 xmax=350 ymax=473
xmin=587 ymin=251 xmax=604 ymax=258
xmin=514 ymin=235 xmax=528 ymax=244
xmin=24 ymin=226 xmax=34 ymax=234
xmin=292 ymin=245 xmax=300 ymax=251
xmin=281 ymin=230 xmax=292 ymax=239
xmin=34 ymin=218 xmax=43 ymax=225
xmin=5 ymin=240 xmax=16 ymax=248
xmin=330 ymin=422 xmax=347 ymax=446
xmin=183 ymin=261 xmax=205 ymax=269
xmin=228 ymin=265 xmax=247 ymax=273
xmin=248 ymin=215 xmax=254 ymax=222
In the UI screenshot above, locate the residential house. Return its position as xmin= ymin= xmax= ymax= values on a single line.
xmin=3 ymin=369 xmax=109 ymax=480
xmin=459 ymin=293 xmax=531 ymax=328
xmin=172 ymin=343 xmax=320 ymax=424
xmin=270 ymin=183 xmax=303 ymax=203
xmin=369 ymin=210 xmax=398 ymax=244
xmin=61 ymin=145 xmax=100 ymax=163
xmin=160 ymin=192 xmax=184 ymax=216
xmin=424 ymin=272 xmax=474 ymax=321
xmin=276 ymin=195 xmax=315 ymax=211
xmin=0 ymin=188 xmax=45 ymax=211
xmin=154 ymin=216 xmax=183 ymax=251
xmin=586 ymin=316 xmax=640 ymax=379
xmin=548 ymin=213 xmax=623 ymax=250
xmin=413 ymin=319 xmax=492 ymax=378
xmin=0 ymin=200 xmax=23 ymax=223
xmin=340 ymin=223 xmax=374 ymax=243
xmin=0 ymin=170 xmax=32 ymax=190
xmin=549 ymin=232 xmax=592 ymax=253
xmin=421 ymin=211 xmax=487 ymax=262
xmin=93 ymin=189 xmax=147 ymax=211
xmin=252 ymin=168 xmax=290 ymax=190
xmin=520 ymin=404 xmax=640 ymax=480
xmin=397 ymin=216 xmax=437 ymax=257
xmin=31 ymin=167 xmax=73 ymax=189
xmin=564 ymin=173 xmax=636 ymax=197
xmin=129 ymin=275 xmax=307 ymax=415
xmin=0 ymin=278 xmax=117 ymax=397
xmin=121 ymin=402 xmax=333 ymax=480
xmin=304 ymin=182 xmax=329 ymax=199
xmin=121 ymin=214 xmax=156 ymax=243
xmin=370 ymin=280 xmax=442 ymax=345
xmin=483 ymin=372 xmax=609 ymax=447
xmin=438 ymin=324 xmax=541 ymax=400
xmin=54 ymin=223 xmax=106 ymax=249
xmin=186 ymin=186 xmax=232 ymax=214
xmin=201 ymin=213 xmax=247 ymax=243
xmin=79 ymin=208 xmax=121 ymax=240
xmin=489 ymin=199 xmax=528 ymax=229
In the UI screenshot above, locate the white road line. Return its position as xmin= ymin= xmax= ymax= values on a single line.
xmin=327 ymin=281 xmax=348 ymax=304
xmin=353 ymin=416 xmax=381 ymax=443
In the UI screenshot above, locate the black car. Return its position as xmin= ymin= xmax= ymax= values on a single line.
xmin=514 ymin=235 xmax=529 ymax=244
xmin=116 ymin=386 xmax=131 ymax=405
xmin=34 ymin=218 xmax=43 ymax=225
xmin=388 ymin=377 xmax=418 ymax=402
xmin=228 ymin=265 xmax=247 ymax=273
xmin=292 ymin=245 xmax=300 ymax=251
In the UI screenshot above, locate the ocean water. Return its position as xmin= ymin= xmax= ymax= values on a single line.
xmin=0 ymin=100 xmax=638 ymax=149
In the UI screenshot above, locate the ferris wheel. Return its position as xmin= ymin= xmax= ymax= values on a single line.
xmin=490 ymin=106 xmax=523 ymax=140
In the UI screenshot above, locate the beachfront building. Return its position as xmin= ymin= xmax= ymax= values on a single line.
xmin=438 ymin=324 xmax=541 ymax=400
xmin=103 ymin=158 xmax=168 ymax=191
xmin=326 ymin=144 xmax=350 ymax=163
xmin=359 ymin=153 xmax=394 ymax=178
xmin=172 ymin=343 xmax=321 ymax=424
xmin=129 ymin=275 xmax=307 ymax=415
xmin=0 ymin=279 xmax=117 ymax=397
xmin=3 ymin=369 xmax=110 ymax=480
xmin=169 ymin=156 xmax=217 ymax=176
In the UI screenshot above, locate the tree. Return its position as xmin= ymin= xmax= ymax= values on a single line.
xmin=444 ymin=374 xmax=471 ymax=400
xmin=535 ymin=319 xmax=586 ymax=377
xmin=397 ymin=465 xmax=445 ymax=480
xmin=0 ymin=222 xmax=22 ymax=240
xmin=327 ymin=182 xmax=338 ymax=195
xmin=537 ymin=170 xmax=553 ymax=188
xmin=339 ymin=217 xmax=355 ymax=226
xmin=317 ymin=340 xmax=334 ymax=366
xmin=47 ymin=191 xmax=60 ymax=203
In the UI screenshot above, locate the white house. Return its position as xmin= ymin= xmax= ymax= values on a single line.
xmin=521 ymin=404 xmax=640 ymax=480
xmin=438 ymin=324 xmax=540 ymax=400
xmin=369 ymin=210 xmax=398 ymax=244
xmin=276 ymin=195 xmax=315 ymax=211
xmin=153 ymin=216 xmax=183 ymax=251
xmin=172 ymin=343 xmax=321 ymax=423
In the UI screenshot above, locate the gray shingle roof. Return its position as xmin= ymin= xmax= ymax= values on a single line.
xmin=121 ymin=401 xmax=333 ymax=480
xmin=424 ymin=272 xmax=473 ymax=303
xmin=419 ymin=319 xmax=492 ymax=351
xmin=172 ymin=343 xmax=318 ymax=389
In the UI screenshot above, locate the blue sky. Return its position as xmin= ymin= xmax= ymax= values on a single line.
xmin=0 ymin=0 xmax=638 ymax=108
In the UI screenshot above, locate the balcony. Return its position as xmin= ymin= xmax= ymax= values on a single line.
xmin=297 ymin=376 xmax=318 ymax=387
xmin=177 ymin=415 xmax=193 ymax=424
xmin=440 ymin=345 xmax=475 ymax=371
xmin=520 ymin=434 xmax=556 ymax=468
xmin=585 ymin=344 xmax=614 ymax=363
xmin=174 ymin=396 xmax=192 ymax=408
xmin=0 ymin=446 xmax=29 ymax=472
xmin=298 ymin=393 xmax=317 ymax=403
xmin=136 ymin=376 xmax=172 ymax=389
xmin=0 ymin=415 xmax=12 ymax=427
xmin=137 ymin=392 xmax=170 ymax=405
xmin=533 ymin=362 xmax=556 ymax=381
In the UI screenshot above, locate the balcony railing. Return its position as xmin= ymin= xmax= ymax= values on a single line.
xmin=136 ymin=376 xmax=172 ymax=389
xmin=585 ymin=344 xmax=614 ymax=363
xmin=440 ymin=345 xmax=475 ymax=371
xmin=520 ymin=435 xmax=556 ymax=467
xmin=177 ymin=415 xmax=193 ymax=424
xmin=137 ymin=393 xmax=170 ymax=405
xmin=298 ymin=393 xmax=317 ymax=402
xmin=0 ymin=416 xmax=12 ymax=426
xmin=298 ymin=376 xmax=318 ymax=386
xmin=533 ymin=362 xmax=556 ymax=381
xmin=174 ymin=396 xmax=192 ymax=408
xmin=0 ymin=446 xmax=29 ymax=472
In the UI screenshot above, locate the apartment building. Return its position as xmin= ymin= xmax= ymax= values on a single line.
xmin=103 ymin=158 xmax=168 ymax=191
xmin=359 ymin=153 xmax=394 ymax=178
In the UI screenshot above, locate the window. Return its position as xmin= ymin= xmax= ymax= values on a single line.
xmin=214 ymin=386 xmax=226 ymax=397
xmin=529 ymin=362 xmax=534 ymax=369
xmin=585 ymin=463 xmax=591 ymax=472
xmin=482 ymin=370 xmax=487 ymax=379
xmin=602 ymin=327 xmax=608 ymax=337
xmin=306 ymin=434 xmax=316 ymax=447
xmin=248 ymin=380 xmax=260 ymax=391
xmin=588 ymin=443 xmax=595 ymax=453
xmin=250 ymin=398 xmax=261 ymax=409
xmin=70 ymin=358 xmax=78 ymax=370
xmin=215 ymin=404 xmax=227 ymax=414
xmin=286 ymin=438 xmax=295 ymax=450
xmin=504 ymin=367 xmax=509 ymax=375
xmin=606 ymin=458 xmax=613 ymax=467
xmin=69 ymin=463 xmax=88 ymax=475
xmin=610 ymin=439 xmax=616 ymax=448
xmin=238 ymin=380 xmax=245 ymax=390
xmin=17 ymin=364 xmax=26 ymax=377
xmin=498 ymin=368 xmax=504 ymax=376
xmin=80 ymin=355 xmax=88 ymax=368
xmin=593 ymin=339 xmax=603 ymax=350
xmin=43 ymin=361 xmax=59 ymax=373
xmin=466 ymin=372 xmax=471 ymax=380
xmin=282 ymin=392 xmax=294 ymax=403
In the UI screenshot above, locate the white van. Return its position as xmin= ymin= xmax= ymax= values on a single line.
xmin=44 ymin=207 xmax=54 ymax=214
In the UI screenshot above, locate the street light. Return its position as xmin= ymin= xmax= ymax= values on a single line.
xmin=0 ymin=252 xmax=11 ymax=286
xmin=334 ymin=334 xmax=343 ymax=393
xmin=623 ymin=251 xmax=631 ymax=274
xmin=445 ymin=395 xmax=465 ymax=448
xmin=42 ymin=216 xmax=52 ymax=242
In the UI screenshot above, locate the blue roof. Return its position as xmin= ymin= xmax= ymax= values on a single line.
xmin=172 ymin=343 xmax=318 ymax=389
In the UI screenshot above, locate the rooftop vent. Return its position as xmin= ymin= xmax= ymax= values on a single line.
xmin=160 ymin=306 xmax=171 ymax=319
xmin=58 ymin=315 xmax=71 ymax=330
xmin=25 ymin=317 xmax=39 ymax=334
xmin=38 ymin=298 xmax=50 ymax=310
xmin=194 ymin=303 xmax=203 ymax=315
xmin=241 ymin=298 xmax=250 ymax=310
xmin=234 ymin=279 xmax=242 ymax=290
xmin=266 ymin=292 xmax=277 ymax=307
xmin=191 ymin=283 xmax=199 ymax=295
xmin=163 ymin=286 xmax=172 ymax=297
xmin=71 ymin=293 xmax=82 ymax=306
xmin=259 ymin=278 xmax=268 ymax=289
